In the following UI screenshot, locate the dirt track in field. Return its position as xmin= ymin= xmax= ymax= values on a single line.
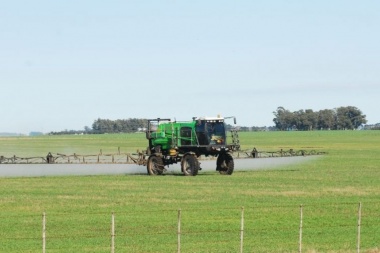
xmin=0 ymin=156 xmax=320 ymax=177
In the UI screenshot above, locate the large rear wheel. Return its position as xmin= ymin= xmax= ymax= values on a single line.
xmin=147 ymin=155 xmax=164 ymax=175
xmin=181 ymin=154 xmax=199 ymax=176
xmin=216 ymin=153 xmax=234 ymax=175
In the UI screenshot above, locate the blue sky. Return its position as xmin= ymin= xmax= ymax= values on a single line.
xmin=1 ymin=1 xmax=379 ymax=133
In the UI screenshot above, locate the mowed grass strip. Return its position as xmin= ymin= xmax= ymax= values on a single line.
xmin=0 ymin=130 xmax=380 ymax=252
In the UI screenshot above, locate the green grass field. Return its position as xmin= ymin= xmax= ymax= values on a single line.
xmin=0 ymin=131 xmax=380 ymax=252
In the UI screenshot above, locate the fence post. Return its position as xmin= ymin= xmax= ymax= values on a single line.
xmin=240 ymin=207 xmax=244 ymax=253
xmin=357 ymin=202 xmax=362 ymax=253
xmin=299 ymin=204 xmax=303 ymax=253
xmin=177 ymin=209 xmax=181 ymax=253
xmin=42 ymin=212 xmax=46 ymax=253
xmin=111 ymin=212 xmax=115 ymax=253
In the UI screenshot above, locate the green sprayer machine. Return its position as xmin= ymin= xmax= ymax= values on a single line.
xmin=145 ymin=116 xmax=240 ymax=176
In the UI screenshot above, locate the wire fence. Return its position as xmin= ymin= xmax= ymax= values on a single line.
xmin=1 ymin=202 xmax=379 ymax=252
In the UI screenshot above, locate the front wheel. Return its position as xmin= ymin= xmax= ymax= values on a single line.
xmin=181 ymin=154 xmax=199 ymax=176
xmin=216 ymin=153 xmax=234 ymax=175
xmin=147 ymin=155 xmax=164 ymax=175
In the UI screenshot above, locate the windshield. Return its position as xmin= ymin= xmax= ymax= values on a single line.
xmin=196 ymin=120 xmax=226 ymax=145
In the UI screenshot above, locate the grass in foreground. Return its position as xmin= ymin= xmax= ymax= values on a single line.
xmin=0 ymin=131 xmax=380 ymax=252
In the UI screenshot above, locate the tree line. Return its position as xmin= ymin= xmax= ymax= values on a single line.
xmin=273 ymin=106 xmax=367 ymax=131
xmin=48 ymin=106 xmax=371 ymax=135
xmin=49 ymin=118 xmax=148 ymax=135
xmin=91 ymin=118 xmax=147 ymax=133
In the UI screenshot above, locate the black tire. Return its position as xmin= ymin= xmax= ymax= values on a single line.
xmin=147 ymin=155 xmax=164 ymax=175
xmin=181 ymin=154 xmax=199 ymax=176
xmin=216 ymin=153 xmax=234 ymax=175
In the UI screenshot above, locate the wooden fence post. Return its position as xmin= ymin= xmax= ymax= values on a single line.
xmin=177 ymin=209 xmax=181 ymax=253
xmin=111 ymin=212 xmax=115 ymax=253
xmin=42 ymin=212 xmax=46 ymax=253
xmin=240 ymin=207 xmax=244 ymax=253
xmin=299 ymin=204 xmax=303 ymax=253
xmin=357 ymin=202 xmax=362 ymax=253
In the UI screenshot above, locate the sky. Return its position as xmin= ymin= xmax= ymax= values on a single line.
xmin=1 ymin=0 xmax=379 ymax=134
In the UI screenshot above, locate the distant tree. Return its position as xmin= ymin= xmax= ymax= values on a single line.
xmin=317 ymin=109 xmax=335 ymax=130
xmin=84 ymin=126 xmax=92 ymax=133
xmin=305 ymin=109 xmax=318 ymax=130
xmin=335 ymin=106 xmax=367 ymax=130
xmin=294 ymin=109 xmax=318 ymax=130
xmin=113 ymin=121 xmax=123 ymax=132
xmin=273 ymin=107 xmax=296 ymax=130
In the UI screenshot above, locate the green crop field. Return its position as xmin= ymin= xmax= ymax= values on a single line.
xmin=0 ymin=133 xmax=146 ymax=157
xmin=0 ymin=131 xmax=380 ymax=252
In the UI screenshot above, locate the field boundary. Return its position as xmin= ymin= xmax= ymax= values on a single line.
xmin=2 ymin=202 xmax=378 ymax=252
